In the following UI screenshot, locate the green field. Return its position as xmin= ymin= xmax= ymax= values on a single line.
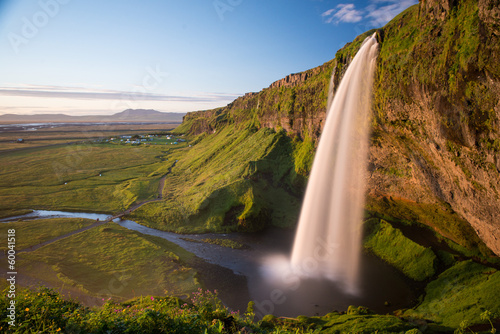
xmin=0 ymin=142 xmax=178 ymax=214
xmin=0 ymin=218 xmax=95 ymax=252
xmin=11 ymin=222 xmax=199 ymax=302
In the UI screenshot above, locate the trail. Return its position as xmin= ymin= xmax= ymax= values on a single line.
xmin=2 ymin=160 xmax=178 ymax=254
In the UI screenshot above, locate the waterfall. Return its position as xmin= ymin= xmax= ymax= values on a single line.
xmin=290 ymin=34 xmax=378 ymax=294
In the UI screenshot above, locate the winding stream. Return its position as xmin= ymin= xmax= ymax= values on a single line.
xmin=2 ymin=210 xmax=416 ymax=317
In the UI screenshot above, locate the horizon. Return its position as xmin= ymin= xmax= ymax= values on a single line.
xmin=0 ymin=0 xmax=417 ymax=116
xmin=0 ymin=108 xmax=186 ymax=117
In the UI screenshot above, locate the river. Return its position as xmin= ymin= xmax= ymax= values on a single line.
xmin=1 ymin=210 xmax=416 ymax=318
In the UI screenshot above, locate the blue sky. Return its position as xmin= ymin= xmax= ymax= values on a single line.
xmin=0 ymin=0 xmax=417 ymax=116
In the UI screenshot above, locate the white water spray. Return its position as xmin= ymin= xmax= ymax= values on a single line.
xmin=290 ymin=34 xmax=378 ymax=294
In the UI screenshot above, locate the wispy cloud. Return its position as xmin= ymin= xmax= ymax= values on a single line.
xmin=365 ymin=0 xmax=418 ymax=26
xmin=0 ymin=85 xmax=241 ymax=103
xmin=0 ymin=84 xmax=243 ymax=115
xmin=321 ymin=0 xmax=417 ymax=26
xmin=322 ymin=4 xmax=363 ymax=24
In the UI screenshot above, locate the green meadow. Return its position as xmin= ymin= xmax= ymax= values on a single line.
xmin=0 ymin=218 xmax=95 ymax=252
xmin=0 ymin=142 xmax=177 ymax=214
xmin=5 ymin=222 xmax=199 ymax=302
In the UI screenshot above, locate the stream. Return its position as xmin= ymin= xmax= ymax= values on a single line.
xmin=1 ymin=210 xmax=416 ymax=318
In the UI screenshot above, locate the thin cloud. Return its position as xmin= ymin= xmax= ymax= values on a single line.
xmin=365 ymin=0 xmax=418 ymax=26
xmin=322 ymin=0 xmax=417 ymax=26
xmin=322 ymin=4 xmax=363 ymax=24
xmin=0 ymin=85 xmax=241 ymax=103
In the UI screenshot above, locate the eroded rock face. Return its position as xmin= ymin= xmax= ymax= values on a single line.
xmin=479 ymin=0 xmax=500 ymax=36
xmin=419 ymin=0 xmax=458 ymax=20
xmin=366 ymin=87 xmax=500 ymax=256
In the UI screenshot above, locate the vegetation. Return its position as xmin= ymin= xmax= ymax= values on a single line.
xmin=365 ymin=196 xmax=493 ymax=259
xmin=3 ymin=284 xmax=497 ymax=333
xmin=1 ymin=1 xmax=499 ymax=333
xmin=0 ymin=143 xmax=171 ymax=213
xmin=364 ymin=219 xmax=437 ymax=281
xmin=200 ymin=238 xmax=247 ymax=250
xmin=130 ymin=123 xmax=302 ymax=233
xmin=0 ymin=218 xmax=95 ymax=252
xmin=404 ymin=260 xmax=500 ymax=329
xmin=8 ymin=222 xmax=199 ymax=301
xmin=0 ymin=286 xmax=422 ymax=333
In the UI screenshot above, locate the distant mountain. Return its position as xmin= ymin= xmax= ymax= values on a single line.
xmin=0 ymin=109 xmax=185 ymax=124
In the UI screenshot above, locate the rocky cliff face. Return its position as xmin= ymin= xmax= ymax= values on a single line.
xmin=369 ymin=0 xmax=500 ymax=255
xmin=179 ymin=0 xmax=500 ymax=255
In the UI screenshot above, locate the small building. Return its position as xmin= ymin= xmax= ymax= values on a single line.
xmin=17 ymin=138 xmax=24 ymax=143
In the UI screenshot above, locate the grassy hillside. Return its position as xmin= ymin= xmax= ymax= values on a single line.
xmin=131 ymin=123 xmax=303 ymax=233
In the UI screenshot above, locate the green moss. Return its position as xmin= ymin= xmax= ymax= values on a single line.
xmin=364 ymin=219 xmax=437 ymax=281
xmin=293 ymin=133 xmax=315 ymax=177
xmin=320 ymin=313 xmax=415 ymax=334
xmin=366 ymin=196 xmax=492 ymax=259
xmin=405 ymin=260 xmax=500 ymax=328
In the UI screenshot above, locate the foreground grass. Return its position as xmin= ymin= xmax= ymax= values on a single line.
xmin=16 ymin=222 xmax=199 ymax=302
xmin=0 ymin=218 xmax=95 ymax=252
xmin=0 ymin=286 xmax=421 ymax=334
xmin=2 ymin=285 xmax=497 ymax=333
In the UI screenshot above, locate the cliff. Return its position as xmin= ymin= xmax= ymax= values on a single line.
xmin=175 ymin=0 xmax=500 ymax=256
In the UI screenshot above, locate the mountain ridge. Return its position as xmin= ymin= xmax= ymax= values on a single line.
xmin=0 ymin=109 xmax=185 ymax=124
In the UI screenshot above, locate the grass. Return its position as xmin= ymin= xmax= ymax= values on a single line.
xmin=404 ymin=260 xmax=500 ymax=329
xmin=364 ymin=219 xmax=437 ymax=281
xmin=0 ymin=142 xmax=172 ymax=213
xmin=0 ymin=209 xmax=33 ymax=219
xmin=14 ymin=222 xmax=199 ymax=302
xmin=201 ymin=238 xmax=247 ymax=249
xmin=181 ymin=237 xmax=247 ymax=249
xmin=0 ymin=218 xmax=95 ymax=251
xmin=131 ymin=123 xmax=301 ymax=233
xmin=0 ymin=286 xmax=424 ymax=334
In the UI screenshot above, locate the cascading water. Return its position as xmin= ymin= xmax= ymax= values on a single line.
xmin=290 ymin=34 xmax=379 ymax=294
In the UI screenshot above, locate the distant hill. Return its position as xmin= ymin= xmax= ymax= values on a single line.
xmin=0 ymin=109 xmax=185 ymax=124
